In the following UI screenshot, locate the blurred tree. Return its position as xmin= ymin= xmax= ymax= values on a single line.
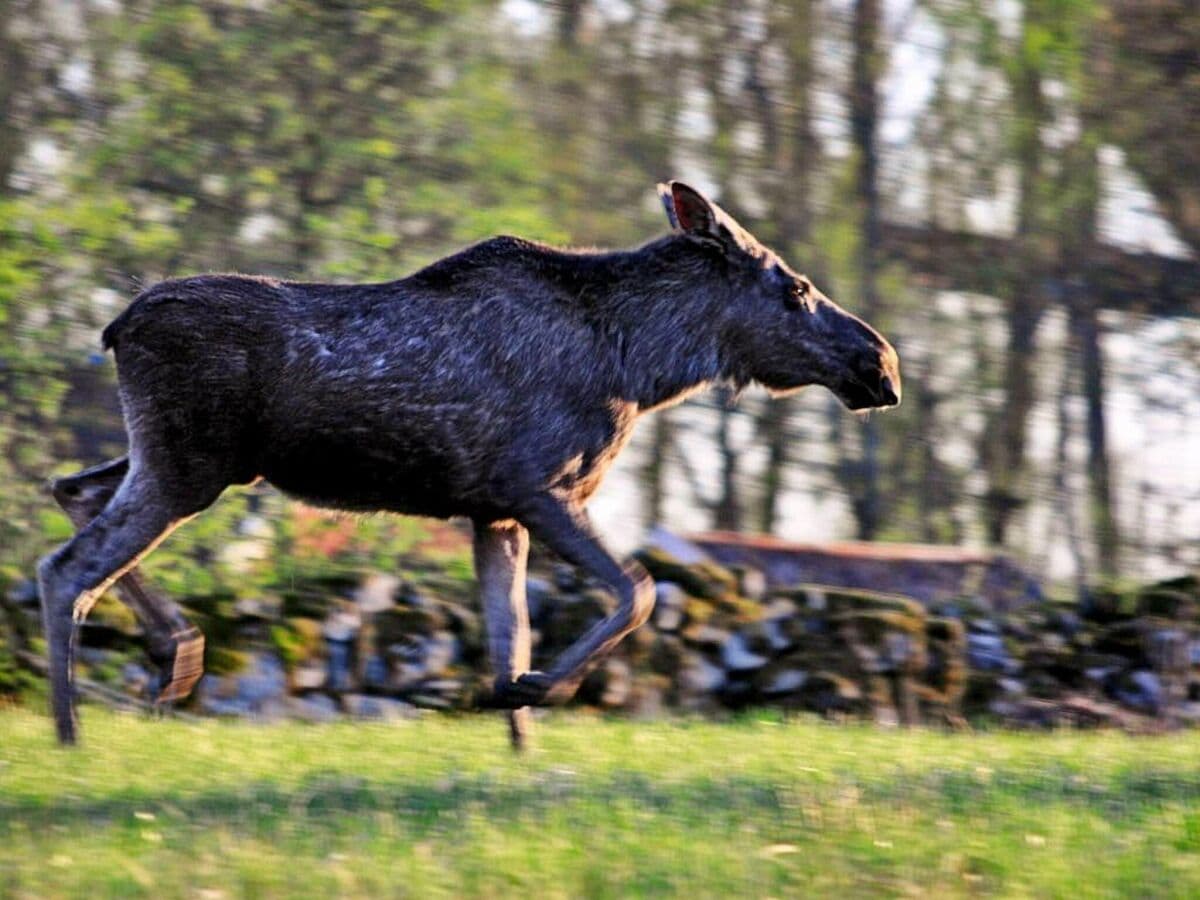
xmin=751 ymin=0 xmax=821 ymax=534
xmin=1101 ymin=0 xmax=1200 ymax=255
xmin=836 ymin=0 xmax=884 ymax=541
xmin=979 ymin=0 xmax=1053 ymax=548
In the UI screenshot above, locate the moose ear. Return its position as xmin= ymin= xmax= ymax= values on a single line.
xmin=657 ymin=183 xmax=681 ymax=229
xmin=658 ymin=181 xmax=721 ymax=239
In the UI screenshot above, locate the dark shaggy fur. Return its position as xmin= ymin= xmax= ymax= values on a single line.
xmin=38 ymin=182 xmax=900 ymax=747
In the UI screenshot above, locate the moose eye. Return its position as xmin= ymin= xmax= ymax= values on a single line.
xmin=785 ymin=282 xmax=811 ymax=311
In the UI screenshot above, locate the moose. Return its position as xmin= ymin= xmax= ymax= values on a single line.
xmin=38 ymin=181 xmax=900 ymax=747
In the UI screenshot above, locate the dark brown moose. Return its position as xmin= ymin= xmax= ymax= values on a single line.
xmin=39 ymin=182 xmax=901 ymax=747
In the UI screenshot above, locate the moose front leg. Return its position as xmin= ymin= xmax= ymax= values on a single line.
xmin=473 ymin=519 xmax=534 ymax=751
xmin=495 ymin=495 xmax=654 ymax=708
xmin=50 ymin=457 xmax=205 ymax=704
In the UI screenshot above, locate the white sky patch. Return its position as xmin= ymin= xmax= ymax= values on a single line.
xmin=879 ymin=5 xmax=942 ymax=146
xmin=597 ymin=0 xmax=636 ymax=27
xmin=1098 ymin=145 xmax=1193 ymax=259
xmin=963 ymin=164 xmax=1018 ymax=236
xmin=60 ymin=57 xmax=92 ymax=94
xmin=238 ymin=213 xmax=282 ymax=245
xmin=992 ymin=0 xmax=1023 ymax=42
xmin=498 ymin=0 xmax=548 ymax=39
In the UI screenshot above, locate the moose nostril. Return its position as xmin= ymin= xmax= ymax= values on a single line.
xmin=879 ymin=375 xmax=898 ymax=406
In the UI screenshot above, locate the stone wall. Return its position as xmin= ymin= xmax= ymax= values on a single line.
xmin=3 ymin=542 xmax=1198 ymax=729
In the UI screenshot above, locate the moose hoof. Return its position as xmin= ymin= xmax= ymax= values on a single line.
xmin=487 ymin=671 xmax=554 ymax=709
xmin=152 ymin=627 xmax=205 ymax=705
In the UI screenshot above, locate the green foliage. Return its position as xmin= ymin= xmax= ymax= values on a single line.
xmin=270 ymin=617 xmax=323 ymax=670
xmin=1 ymin=0 xmax=1194 ymax=604
xmin=0 ymin=0 xmax=555 ymax=602
xmin=0 ymin=639 xmax=37 ymax=701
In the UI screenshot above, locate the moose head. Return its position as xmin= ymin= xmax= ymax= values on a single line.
xmin=658 ymin=180 xmax=901 ymax=411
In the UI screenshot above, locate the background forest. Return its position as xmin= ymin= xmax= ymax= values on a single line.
xmin=4 ymin=6 xmax=1200 ymax=893
xmin=1 ymin=0 xmax=1198 ymax=606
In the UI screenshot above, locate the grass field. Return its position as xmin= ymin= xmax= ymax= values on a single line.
xmin=2 ymin=708 xmax=1200 ymax=898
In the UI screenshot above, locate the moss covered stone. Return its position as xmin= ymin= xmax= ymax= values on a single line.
xmin=633 ymin=547 xmax=739 ymax=601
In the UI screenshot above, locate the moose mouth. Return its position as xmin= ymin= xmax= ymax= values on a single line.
xmin=835 ymin=373 xmax=901 ymax=411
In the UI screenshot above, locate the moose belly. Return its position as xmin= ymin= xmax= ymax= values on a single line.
xmin=258 ymin=429 xmax=478 ymax=519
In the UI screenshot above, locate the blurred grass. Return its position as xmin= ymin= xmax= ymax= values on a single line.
xmin=2 ymin=708 xmax=1200 ymax=897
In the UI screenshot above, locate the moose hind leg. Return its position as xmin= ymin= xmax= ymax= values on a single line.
xmin=51 ymin=457 xmax=205 ymax=704
xmin=37 ymin=469 xmax=199 ymax=744
xmin=473 ymin=520 xmax=534 ymax=751
xmin=498 ymin=495 xmax=654 ymax=708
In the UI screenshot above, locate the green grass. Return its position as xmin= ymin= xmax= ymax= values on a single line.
xmin=2 ymin=708 xmax=1200 ymax=898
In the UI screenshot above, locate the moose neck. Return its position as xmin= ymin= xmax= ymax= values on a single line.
xmin=571 ymin=236 xmax=736 ymax=412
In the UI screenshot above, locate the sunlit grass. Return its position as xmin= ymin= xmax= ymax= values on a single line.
xmin=2 ymin=707 xmax=1199 ymax=897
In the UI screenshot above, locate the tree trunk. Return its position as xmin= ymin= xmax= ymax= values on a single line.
xmin=983 ymin=21 xmax=1047 ymax=548
xmin=751 ymin=0 xmax=817 ymax=534
xmin=1053 ymin=335 xmax=1088 ymax=599
xmin=0 ymin=1 xmax=32 ymax=193
xmin=641 ymin=410 xmax=671 ymax=529
xmin=848 ymin=0 xmax=882 ymax=540
xmin=756 ymin=398 xmax=788 ymax=533
xmin=1066 ymin=26 xmax=1120 ymax=579
xmin=1071 ymin=294 xmax=1120 ymax=578
xmin=713 ymin=389 xmax=743 ymax=532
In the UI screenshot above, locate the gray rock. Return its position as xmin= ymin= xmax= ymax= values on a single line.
xmin=682 ymin=623 xmax=731 ymax=650
xmin=342 ymin=693 xmax=418 ymax=720
xmin=355 ymin=572 xmax=401 ymax=614
xmin=1084 ymin=666 xmax=1118 ymax=688
xmin=360 ymin=653 xmax=388 ymax=690
xmin=408 ymin=679 xmax=465 ymax=709
xmin=199 ymin=653 xmax=288 ymax=717
xmin=1176 ymin=702 xmax=1200 ymax=725
xmin=1051 ymin=609 xmax=1082 ymax=636
xmin=643 ymin=527 xmax=711 ymax=565
xmin=1146 ymin=628 xmax=1190 ymax=673
xmin=655 ymin=605 xmax=684 ymax=632
xmin=626 ymin=678 xmax=668 ymax=719
xmin=387 ymin=630 xmax=459 ymax=685
xmin=761 ymin=667 xmax=807 ymax=696
xmin=292 ymin=662 xmax=327 ymax=691
xmin=721 ymin=632 xmax=769 ymax=673
xmin=598 ymin=659 xmax=633 ymax=708
xmin=762 ymin=619 xmax=793 ymax=652
xmin=325 ymin=638 xmax=355 ymax=692
xmin=654 ymin=582 xmax=688 ymax=631
xmin=678 ymin=654 xmax=726 ymax=694
xmin=801 ymin=586 xmax=828 ymax=611
xmin=323 ymin=606 xmax=361 ymax=642
xmin=122 ymin=662 xmax=153 ymax=697
xmin=1114 ymin=670 xmax=1163 ymax=714
xmin=236 ymin=653 xmax=288 ymax=705
xmin=968 ymin=633 xmax=1015 ymax=672
xmin=422 ymin=631 xmax=460 ymax=675
xmin=997 ymin=677 xmax=1025 ymax=696
xmin=583 ymin=657 xmax=638 ymax=710
xmin=732 ymin=565 xmax=767 ymax=602
xmin=762 ymin=597 xmax=800 ymax=620
xmin=968 ymin=618 xmax=1002 ymax=635
xmin=287 ymin=693 xmax=340 ymax=723
xmin=388 ymin=660 xmax=424 ymax=691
